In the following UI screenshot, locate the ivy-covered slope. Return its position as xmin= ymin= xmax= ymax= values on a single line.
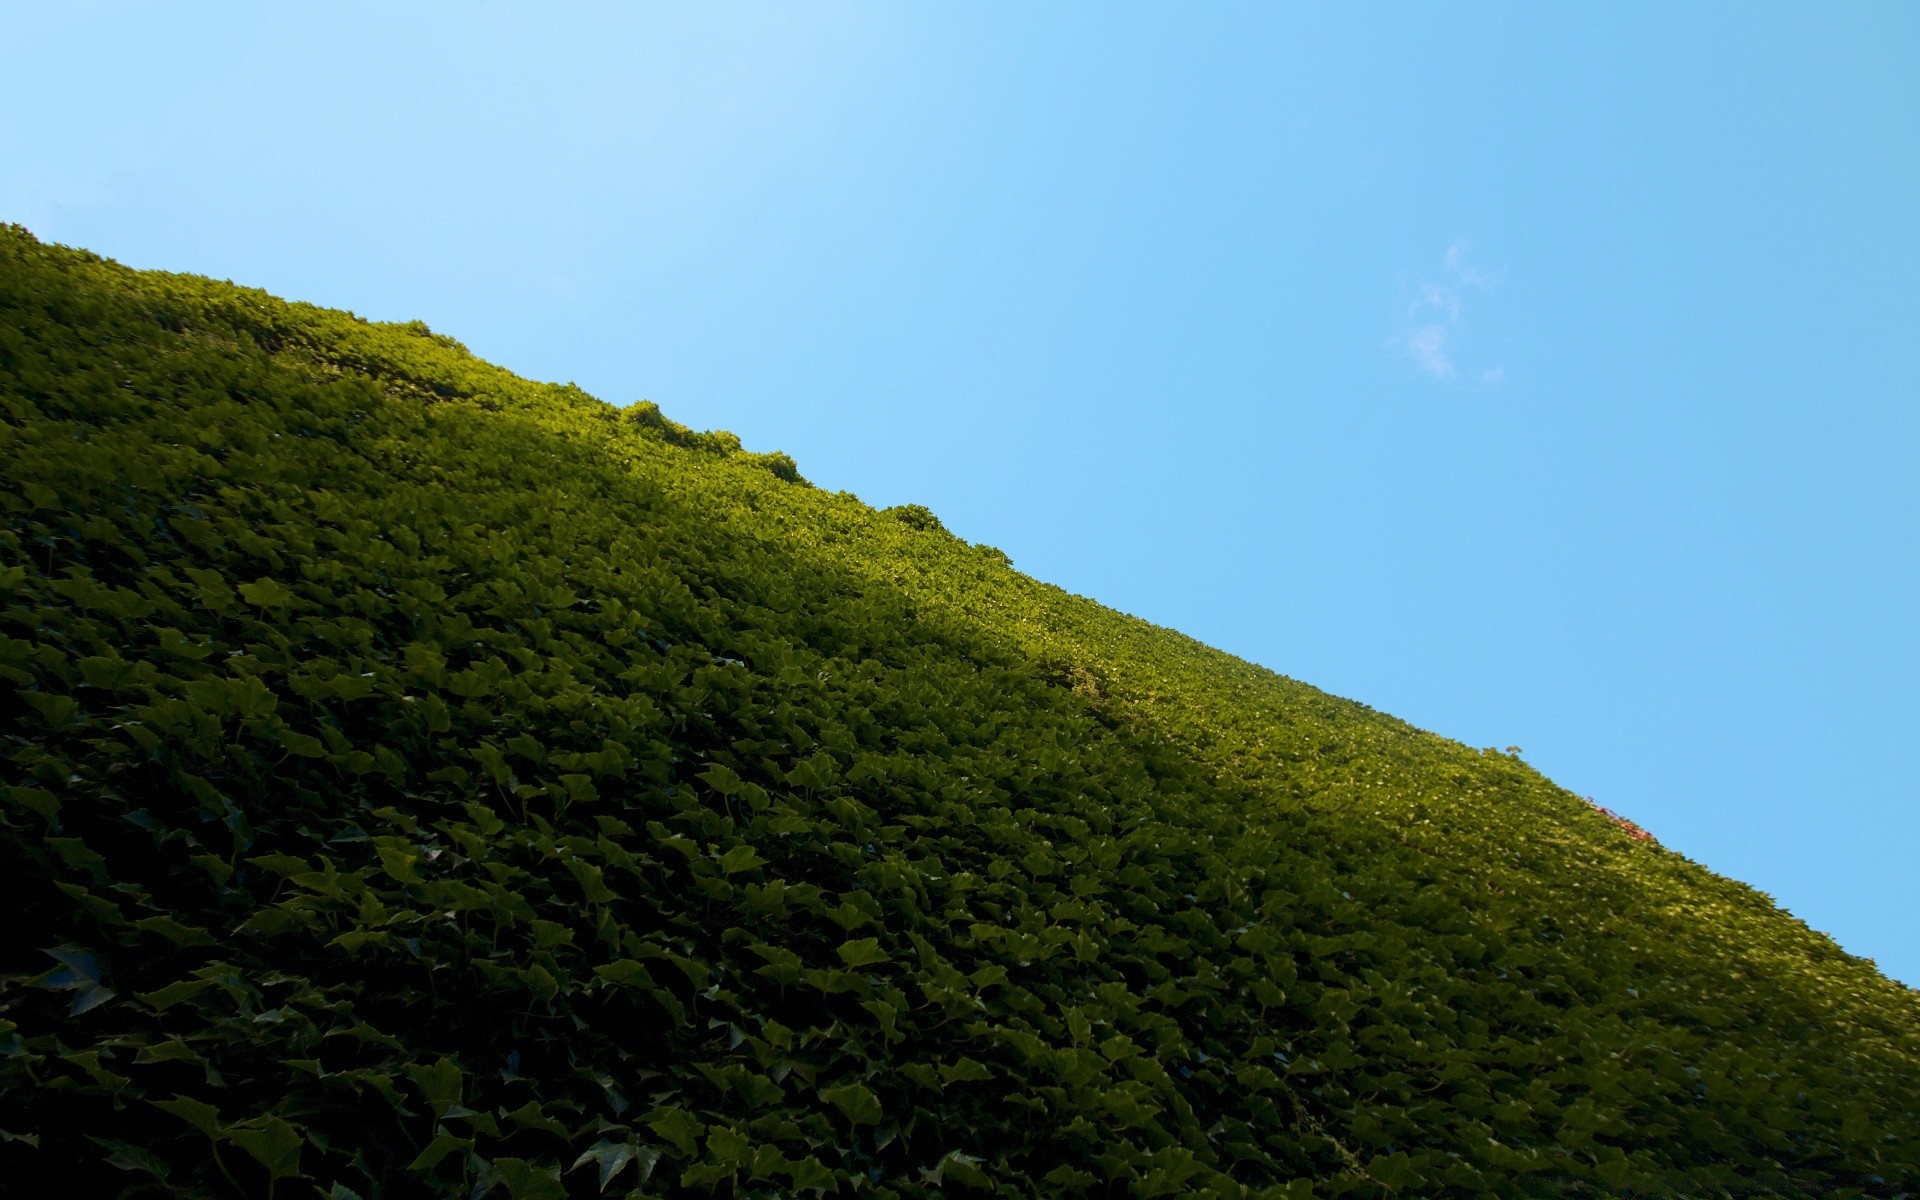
xmin=2 ymin=224 xmax=1915 ymax=1199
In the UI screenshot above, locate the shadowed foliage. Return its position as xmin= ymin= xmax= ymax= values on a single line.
xmin=2 ymin=226 xmax=1916 ymax=1198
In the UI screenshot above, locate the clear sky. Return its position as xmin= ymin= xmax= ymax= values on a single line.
xmin=6 ymin=2 xmax=1916 ymax=985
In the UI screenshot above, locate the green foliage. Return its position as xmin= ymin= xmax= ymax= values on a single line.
xmin=3 ymin=223 xmax=1918 ymax=1198
xmin=619 ymin=399 xmax=804 ymax=483
xmin=885 ymin=504 xmax=947 ymax=535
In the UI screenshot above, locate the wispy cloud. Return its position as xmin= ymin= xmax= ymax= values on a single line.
xmin=1393 ymin=240 xmax=1505 ymax=385
xmin=1443 ymin=241 xmax=1500 ymax=288
xmin=1405 ymin=325 xmax=1453 ymax=378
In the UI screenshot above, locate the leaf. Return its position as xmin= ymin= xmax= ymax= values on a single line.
xmin=190 ymin=853 xmax=235 ymax=886
xmin=276 ymin=727 xmax=326 ymax=758
xmin=3 ymin=786 xmax=60 ymax=825
xmin=136 ymin=1039 xmax=210 ymax=1068
xmin=837 ymin=937 xmax=889 ymax=968
xmin=134 ymin=914 xmax=214 ymax=946
xmin=566 ymin=858 xmax=617 ymax=903
xmin=631 ymin=1146 xmax=663 ymax=1185
xmin=405 ymin=1057 xmax=464 ymax=1117
xmin=157 ymin=627 xmax=213 ymax=660
xmin=925 ymin=1151 xmax=990 ymax=1189
xmin=492 ymin=1157 xmax=567 ymax=1200
xmin=706 ymin=1123 xmax=751 ymax=1165
xmin=503 ymin=1100 xmax=571 ymax=1139
xmin=69 ymin=983 xmax=116 ymax=1015
xmin=1367 ymin=1151 xmax=1422 ymax=1191
xmin=222 ymin=1116 xmax=303 ymax=1181
xmin=23 ymin=691 xmax=79 ymax=729
xmin=571 ymin=1140 xmax=641 ymax=1192
xmin=138 ymin=978 xmax=215 ymax=1012
xmin=803 ymin=966 xmax=857 ymax=995
xmin=1042 ymin=1164 xmax=1098 ymax=1190
xmin=819 ymin=1082 xmax=882 ymax=1128
xmin=237 ymin=577 xmax=296 ymax=610
xmin=522 ymin=963 xmax=560 ymax=1004
xmin=647 ymin=1106 xmax=705 ymax=1157
xmin=938 ymin=1058 xmax=993 ymax=1086
xmin=90 ymin=1137 xmax=171 ymax=1180
xmin=592 ymin=958 xmax=655 ymax=990
xmin=824 ymin=900 xmax=875 ymax=931
xmin=35 ymin=946 xmax=115 ymax=1015
xmin=748 ymin=1143 xmax=786 ymax=1181
xmin=718 ymin=845 xmax=765 ymax=875
xmin=38 ymin=946 xmax=103 ymax=984
xmin=785 ymin=754 xmax=838 ymax=791
xmin=783 ymin=1155 xmax=835 ymax=1195
xmin=151 ymin=1094 xmax=222 ymax=1136
xmin=749 ymin=943 xmax=804 ymax=986
xmin=376 ymin=845 xmax=420 ymax=885
xmin=406 ymin=1132 xmax=473 ymax=1173
xmin=860 ymin=997 xmax=900 ymax=1040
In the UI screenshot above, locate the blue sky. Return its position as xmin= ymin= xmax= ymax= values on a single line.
xmin=6 ymin=2 xmax=1916 ymax=985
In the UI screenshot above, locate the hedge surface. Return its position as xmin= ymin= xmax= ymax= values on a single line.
xmin=2 ymin=226 xmax=1916 ymax=1198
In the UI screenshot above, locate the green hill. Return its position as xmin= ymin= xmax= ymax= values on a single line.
xmin=2 ymin=225 xmax=1915 ymax=1199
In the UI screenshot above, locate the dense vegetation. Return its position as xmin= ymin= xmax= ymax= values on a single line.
xmin=2 ymin=224 xmax=1915 ymax=1199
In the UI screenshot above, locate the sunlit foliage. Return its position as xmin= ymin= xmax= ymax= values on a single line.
xmin=2 ymin=226 xmax=1915 ymax=1197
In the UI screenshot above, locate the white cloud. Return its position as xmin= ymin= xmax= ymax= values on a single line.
xmin=1420 ymin=283 xmax=1460 ymax=320
xmin=1443 ymin=239 xmax=1501 ymax=288
xmin=1394 ymin=241 xmax=1505 ymax=385
xmin=1406 ymin=325 xmax=1454 ymax=378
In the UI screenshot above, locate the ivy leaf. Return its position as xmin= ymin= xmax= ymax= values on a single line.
xmin=503 ymin=1100 xmax=571 ymax=1139
xmin=571 ymin=1140 xmax=645 ymax=1192
xmin=837 ymin=937 xmax=889 ymax=968
xmin=939 ymin=1058 xmax=993 ymax=1086
xmin=522 ymin=963 xmax=560 ymax=1004
xmin=406 ymin=1132 xmax=473 ymax=1173
xmin=783 ymin=1155 xmax=836 ymax=1195
xmin=860 ymin=998 xmax=901 ymax=1040
xmin=820 ymin=1082 xmax=882 ymax=1128
xmin=1367 ymin=1151 xmax=1422 ymax=1191
xmin=750 ymin=943 xmax=805 ymax=986
xmin=134 ymin=914 xmax=214 ymax=946
xmin=706 ymin=1123 xmax=751 ymax=1165
xmin=492 ymin=1157 xmax=566 ymax=1200
xmin=137 ymin=978 xmax=215 ymax=1012
xmin=34 ymin=946 xmax=114 ymax=1015
xmin=803 ymin=966 xmax=858 ymax=994
xmin=566 ymin=858 xmax=617 ymax=902
xmin=785 ymin=754 xmax=838 ymax=791
xmin=276 ymin=728 xmax=326 ymax=758
xmin=375 ymin=846 xmax=420 ymax=885
xmin=924 ymin=1151 xmax=990 ymax=1188
xmin=718 ymin=845 xmax=765 ymax=875
xmin=646 ymin=1107 xmax=705 ymax=1157
xmin=237 ymin=577 xmax=296 ymax=610
xmin=824 ymin=900 xmax=875 ymax=931
xmin=157 ymin=626 xmax=213 ymax=660
xmin=1043 ymin=1165 xmax=1098 ymax=1190
xmin=151 ymin=1094 xmax=222 ymax=1136
xmin=3 ymin=786 xmax=61 ymax=826
xmin=89 ymin=1137 xmax=171 ymax=1180
xmin=405 ymin=1057 xmax=464 ymax=1117
xmin=222 ymin=1116 xmax=303 ymax=1182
